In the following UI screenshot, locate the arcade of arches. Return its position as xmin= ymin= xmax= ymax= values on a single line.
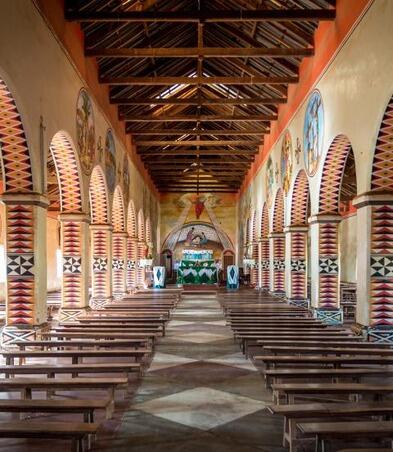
xmin=0 ymin=0 xmax=392 ymax=450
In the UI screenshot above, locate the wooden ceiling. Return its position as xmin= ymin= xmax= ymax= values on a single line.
xmin=65 ymin=0 xmax=336 ymax=193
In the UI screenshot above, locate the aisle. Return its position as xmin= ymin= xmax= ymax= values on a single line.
xmin=99 ymin=292 xmax=285 ymax=451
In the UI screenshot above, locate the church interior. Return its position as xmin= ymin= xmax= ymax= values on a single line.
xmin=0 ymin=0 xmax=392 ymax=450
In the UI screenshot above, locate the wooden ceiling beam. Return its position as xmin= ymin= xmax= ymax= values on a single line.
xmin=114 ymin=96 xmax=286 ymax=106
xmin=128 ymin=128 xmax=268 ymax=135
xmin=101 ymin=76 xmax=298 ymax=85
xmin=66 ymin=9 xmax=336 ymax=23
xmin=87 ymin=46 xmax=314 ymax=58
xmin=139 ymin=149 xmax=257 ymax=156
xmin=124 ymin=114 xmax=276 ymax=122
xmin=136 ymin=140 xmax=261 ymax=146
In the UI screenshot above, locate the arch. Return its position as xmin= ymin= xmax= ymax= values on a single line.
xmin=318 ymin=134 xmax=353 ymax=214
xmin=290 ymin=170 xmax=310 ymax=225
xmin=127 ymin=199 xmax=137 ymax=237
xmin=145 ymin=216 xmax=152 ymax=243
xmin=49 ymin=131 xmax=83 ymax=213
xmin=260 ymin=203 xmax=269 ymax=238
xmin=137 ymin=209 xmax=145 ymax=241
xmin=0 ymin=77 xmax=33 ymax=192
xmin=250 ymin=209 xmax=257 ymax=242
xmin=112 ymin=186 xmax=125 ymax=232
xmin=370 ymin=94 xmax=393 ymax=190
xmin=272 ymin=188 xmax=285 ymax=233
xmin=89 ymin=165 xmax=109 ymax=224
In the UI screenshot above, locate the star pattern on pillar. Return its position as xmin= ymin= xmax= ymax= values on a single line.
xmin=63 ymin=256 xmax=82 ymax=274
xmin=273 ymin=259 xmax=285 ymax=271
xmin=127 ymin=260 xmax=136 ymax=269
xmin=260 ymin=260 xmax=269 ymax=270
xmin=7 ymin=253 xmax=34 ymax=276
xmin=112 ymin=259 xmax=125 ymax=270
xmin=291 ymin=259 xmax=306 ymax=272
xmin=93 ymin=257 xmax=108 ymax=272
xmin=319 ymin=257 xmax=338 ymax=274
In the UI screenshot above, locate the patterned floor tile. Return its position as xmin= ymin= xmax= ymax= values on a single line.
xmin=204 ymin=352 xmax=257 ymax=372
xmin=147 ymin=352 xmax=198 ymax=372
xmin=170 ymin=331 xmax=231 ymax=343
xmin=133 ymin=386 xmax=266 ymax=430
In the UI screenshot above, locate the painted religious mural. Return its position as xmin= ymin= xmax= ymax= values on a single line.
xmin=76 ymin=88 xmax=95 ymax=175
xmin=303 ymin=89 xmax=324 ymax=176
xmin=265 ymin=156 xmax=274 ymax=207
xmin=281 ymin=130 xmax=293 ymax=194
xmin=105 ymin=130 xmax=116 ymax=193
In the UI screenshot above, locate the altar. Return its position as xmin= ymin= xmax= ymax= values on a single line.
xmin=177 ymin=249 xmax=218 ymax=285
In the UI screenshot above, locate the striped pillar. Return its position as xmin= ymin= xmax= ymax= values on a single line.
xmin=285 ymin=225 xmax=308 ymax=305
xmin=90 ymin=224 xmax=112 ymax=309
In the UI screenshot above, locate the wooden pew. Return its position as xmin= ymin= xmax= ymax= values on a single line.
xmin=297 ymin=420 xmax=393 ymax=452
xmin=271 ymin=382 xmax=393 ymax=405
xmin=0 ymin=377 xmax=128 ymax=417
xmin=15 ymin=339 xmax=149 ymax=350
xmin=269 ymin=401 xmax=393 ymax=451
xmin=264 ymin=367 xmax=393 ymax=388
xmin=253 ymin=354 xmax=393 ymax=370
xmin=0 ymin=363 xmax=141 ymax=379
xmin=3 ymin=348 xmax=152 ymax=366
xmin=0 ymin=421 xmax=98 ymax=452
xmin=262 ymin=345 xmax=393 ymax=356
xmin=54 ymin=326 xmax=163 ymax=337
xmin=75 ymin=318 xmax=167 ymax=335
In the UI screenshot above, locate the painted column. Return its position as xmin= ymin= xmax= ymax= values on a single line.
xmin=269 ymin=232 xmax=285 ymax=295
xmin=58 ymin=212 xmax=90 ymax=323
xmin=250 ymin=240 xmax=259 ymax=286
xmin=353 ymin=191 xmax=393 ymax=342
xmin=309 ymin=214 xmax=342 ymax=324
xmin=90 ymin=224 xmax=112 ymax=309
xmin=137 ymin=241 xmax=146 ymax=287
xmin=1 ymin=193 xmax=49 ymax=345
xmin=285 ymin=225 xmax=308 ymax=307
xmin=112 ymin=231 xmax=127 ymax=298
xmin=258 ymin=238 xmax=270 ymax=290
xmin=126 ymin=236 xmax=138 ymax=292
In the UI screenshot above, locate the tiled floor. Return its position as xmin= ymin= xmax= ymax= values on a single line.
xmin=0 ymin=292 xmax=285 ymax=451
xmin=94 ymin=292 xmax=286 ymax=452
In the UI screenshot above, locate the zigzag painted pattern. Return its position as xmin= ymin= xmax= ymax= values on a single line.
xmin=260 ymin=239 xmax=270 ymax=289
xmin=92 ymin=229 xmax=109 ymax=298
xmin=273 ymin=189 xmax=284 ymax=233
xmin=291 ymin=170 xmax=309 ymax=225
xmin=273 ymin=236 xmax=285 ymax=292
xmin=0 ymin=79 xmax=33 ymax=192
xmin=371 ymin=96 xmax=393 ymax=191
xmin=319 ymin=135 xmax=352 ymax=214
xmin=370 ymin=205 xmax=393 ymax=326
xmin=63 ymin=221 xmax=81 ymax=256
xmin=319 ymin=222 xmax=339 ymax=308
xmin=127 ymin=238 xmax=138 ymax=288
xmin=127 ymin=201 xmax=137 ymax=238
xmin=291 ymin=231 xmax=307 ymax=299
xmin=7 ymin=276 xmax=34 ymax=325
xmin=50 ymin=132 xmax=82 ymax=213
xmin=137 ymin=241 xmax=146 ymax=285
xmin=260 ymin=204 xmax=269 ymax=238
xmin=138 ymin=210 xmax=145 ymax=241
xmin=7 ymin=205 xmax=33 ymax=254
xmin=90 ymin=166 xmax=108 ymax=224
xmin=112 ymin=187 xmax=125 ymax=233
xmin=112 ymin=234 xmax=126 ymax=294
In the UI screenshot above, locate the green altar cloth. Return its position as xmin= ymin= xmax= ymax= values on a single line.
xmin=177 ymin=260 xmax=218 ymax=285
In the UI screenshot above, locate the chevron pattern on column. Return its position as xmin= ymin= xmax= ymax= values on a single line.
xmin=273 ymin=236 xmax=285 ymax=293
xmin=371 ymin=95 xmax=393 ymax=191
xmin=319 ymin=135 xmax=352 ymax=214
xmin=291 ymin=170 xmax=309 ymax=225
xmin=90 ymin=165 xmax=109 ymax=224
xmin=318 ymin=222 xmax=339 ymax=308
xmin=291 ymin=231 xmax=307 ymax=299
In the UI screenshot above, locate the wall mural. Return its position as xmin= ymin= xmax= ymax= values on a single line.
xmin=265 ymin=156 xmax=274 ymax=207
xmin=123 ymin=153 xmax=130 ymax=199
xmin=303 ymin=90 xmax=324 ymax=177
xmin=105 ymin=130 xmax=116 ymax=193
xmin=76 ymin=88 xmax=95 ymax=176
xmin=281 ymin=130 xmax=293 ymax=194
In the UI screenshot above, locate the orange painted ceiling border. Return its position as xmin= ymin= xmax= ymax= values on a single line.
xmin=238 ymin=0 xmax=373 ymax=199
xmin=34 ymin=0 xmax=159 ymax=199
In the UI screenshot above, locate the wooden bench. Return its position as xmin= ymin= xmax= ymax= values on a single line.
xmin=271 ymin=382 xmax=393 ymax=405
xmin=3 ymin=348 xmax=152 ymax=366
xmin=0 ymin=362 xmax=141 ymax=379
xmin=75 ymin=319 xmax=167 ymax=335
xmin=269 ymin=401 xmax=393 ymax=451
xmin=0 ymin=377 xmax=128 ymax=417
xmin=15 ymin=339 xmax=149 ymax=350
xmin=54 ymin=326 xmax=163 ymax=336
xmin=253 ymin=354 xmax=393 ymax=370
xmin=0 ymin=421 xmax=98 ymax=452
xmin=298 ymin=420 xmax=393 ymax=452
xmin=263 ymin=345 xmax=393 ymax=356
xmin=264 ymin=367 xmax=393 ymax=387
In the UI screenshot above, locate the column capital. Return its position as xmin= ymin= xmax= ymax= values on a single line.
xmin=58 ymin=212 xmax=90 ymax=223
xmin=90 ymin=223 xmax=113 ymax=231
xmin=269 ymin=232 xmax=285 ymax=239
xmin=0 ymin=192 xmax=49 ymax=209
xmin=113 ymin=231 xmax=128 ymax=238
xmin=353 ymin=190 xmax=393 ymax=209
xmin=308 ymin=213 xmax=341 ymax=225
xmin=284 ymin=225 xmax=309 ymax=233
